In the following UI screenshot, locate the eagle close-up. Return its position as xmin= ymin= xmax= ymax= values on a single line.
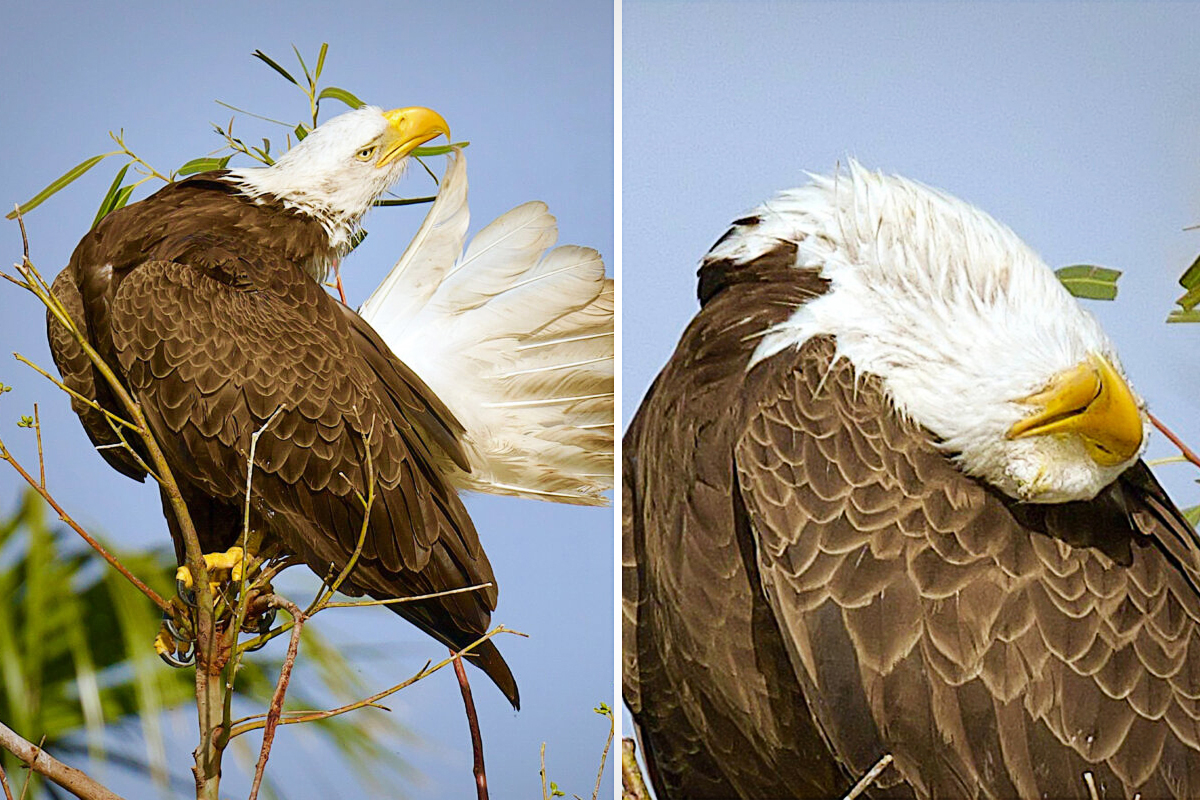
xmin=46 ymin=104 xmax=613 ymax=711
xmin=623 ymin=163 xmax=1200 ymax=799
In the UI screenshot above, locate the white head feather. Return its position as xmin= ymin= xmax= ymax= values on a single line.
xmin=226 ymin=106 xmax=429 ymax=252
xmin=717 ymin=161 xmax=1146 ymax=503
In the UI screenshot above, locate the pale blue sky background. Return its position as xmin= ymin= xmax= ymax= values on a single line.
xmin=624 ymin=0 xmax=1200 ymax=758
xmin=0 ymin=1 xmax=613 ymax=798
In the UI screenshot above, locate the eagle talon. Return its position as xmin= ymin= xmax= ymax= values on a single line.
xmin=176 ymin=579 xmax=198 ymax=608
xmin=162 ymin=611 xmax=193 ymax=644
xmin=155 ymin=621 xmax=195 ymax=668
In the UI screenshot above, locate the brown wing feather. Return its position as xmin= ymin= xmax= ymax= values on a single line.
xmin=623 ymin=245 xmax=844 ymax=798
xmin=737 ymin=335 xmax=1200 ymax=799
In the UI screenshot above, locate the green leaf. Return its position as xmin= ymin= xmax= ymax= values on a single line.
xmin=6 ymin=152 xmax=117 ymax=219
xmin=110 ymin=184 xmax=135 ymax=214
xmin=1167 ymin=308 xmax=1200 ymax=323
xmin=1183 ymin=504 xmax=1200 ymax=528
xmin=372 ymin=196 xmax=437 ymax=208
xmin=91 ymin=163 xmax=131 ymax=227
xmin=1179 ymin=252 xmax=1200 ymax=291
xmin=252 ymin=49 xmax=299 ymax=86
xmin=317 ymin=86 xmax=366 ymax=110
xmin=292 ymin=44 xmax=312 ymax=85
xmin=412 ymin=140 xmax=469 ymax=157
xmin=1055 ymin=264 xmax=1121 ymax=301
xmin=177 ymin=156 xmax=232 ymax=176
xmin=314 ymin=42 xmax=329 ymax=81
xmin=294 ymin=122 xmax=310 ymax=141
xmin=1176 ymin=283 xmax=1200 ymax=313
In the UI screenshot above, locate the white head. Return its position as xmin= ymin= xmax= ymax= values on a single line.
xmin=722 ymin=161 xmax=1146 ymax=503
xmin=227 ymin=105 xmax=449 ymax=251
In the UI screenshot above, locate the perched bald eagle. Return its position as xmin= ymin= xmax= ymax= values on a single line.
xmin=623 ymin=163 xmax=1200 ymax=798
xmin=46 ymin=105 xmax=611 ymax=709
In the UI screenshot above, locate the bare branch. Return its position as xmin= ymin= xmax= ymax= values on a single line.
xmin=0 ymin=759 xmax=13 ymax=800
xmin=620 ymin=739 xmax=649 ymax=800
xmin=248 ymin=596 xmax=306 ymax=800
xmin=227 ymin=625 xmax=522 ymax=739
xmin=320 ymin=582 xmax=492 ymax=608
xmin=452 ymin=650 xmax=488 ymax=800
xmin=1150 ymin=412 xmax=1200 ymax=470
xmin=592 ymin=709 xmax=614 ymax=800
xmin=843 ymin=753 xmax=893 ymax=800
xmin=0 ymin=722 xmax=126 ymax=800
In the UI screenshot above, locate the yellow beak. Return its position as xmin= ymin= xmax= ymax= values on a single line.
xmin=1007 ymin=354 xmax=1143 ymax=466
xmin=377 ymin=107 xmax=450 ymax=168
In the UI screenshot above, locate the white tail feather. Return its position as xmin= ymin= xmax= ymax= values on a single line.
xmin=359 ymin=150 xmax=613 ymax=505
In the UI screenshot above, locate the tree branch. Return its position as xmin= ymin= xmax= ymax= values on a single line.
xmin=248 ymin=597 xmax=305 ymax=800
xmin=1149 ymin=412 xmax=1200 ymax=470
xmin=0 ymin=722 xmax=125 ymax=800
xmin=452 ymin=650 xmax=488 ymax=800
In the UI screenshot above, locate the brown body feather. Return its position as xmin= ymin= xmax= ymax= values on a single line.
xmin=49 ymin=173 xmax=517 ymax=707
xmin=624 ymin=241 xmax=1200 ymax=797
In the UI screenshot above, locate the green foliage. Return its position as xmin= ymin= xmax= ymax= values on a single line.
xmin=0 ymin=490 xmax=412 ymax=797
xmin=1055 ymin=265 xmax=1121 ymax=301
xmin=8 ymin=44 xmax=466 ymax=229
xmin=1168 ymin=252 xmax=1200 ymax=323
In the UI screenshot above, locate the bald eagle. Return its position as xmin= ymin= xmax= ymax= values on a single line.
xmin=47 ymin=106 xmax=611 ymax=709
xmin=623 ymin=163 xmax=1200 ymax=798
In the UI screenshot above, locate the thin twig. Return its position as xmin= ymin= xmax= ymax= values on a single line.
xmin=320 ymin=582 xmax=492 ymax=608
xmin=452 ymin=650 xmax=488 ymax=800
xmin=0 ymin=440 xmax=168 ymax=611
xmin=843 ymin=753 xmax=894 ymax=800
xmin=0 ymin=758 xmax=12 ymax=800
xmin=592 ymin=710 xmax=614 ymax=800
xmin=32 ymin=404 xmax=43 ymax=489
xmin=227 ymin=626 xmax=522 ymax=738
xmin=1150 ymin=412 xmax=1200 ymax=470
xmin=540 ymin=742 xmax=550 ymax=800
xmin=248 ymin=597 xmax=305 ymax=800
xmin=0 ymin=723 xmax=125 ymax=800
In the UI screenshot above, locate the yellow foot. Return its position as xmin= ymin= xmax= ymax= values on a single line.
xmin=175 ymin=546 xmax=246 ymax=591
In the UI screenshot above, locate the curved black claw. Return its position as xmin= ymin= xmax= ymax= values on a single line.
xmin=163 ymin=612 xmax=193 ymax=644
xmin=176 ymin=579 xmax=197 ymax=608
xmin=241 ymin=607 xmax=277 ymax=652
xmin=159 ymin=648 xmax=194 ymax=668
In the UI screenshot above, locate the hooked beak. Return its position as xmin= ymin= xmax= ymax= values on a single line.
xmin=1007 ymin=354 xmax=1144 ymax=467
xmin=377 ymin=107 xmax=450 ymax=168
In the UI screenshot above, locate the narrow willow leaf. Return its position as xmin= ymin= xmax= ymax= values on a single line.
xmin=110 ymin=185 xmax=135 ymax=213
xmin=294 ymin=122 xmax=310 ymax=141
xmin=317 ymin=86 xmax=366 ymax=109
xmin=6 ymin=152 xmax=118 ymax=219
xmin=1167 ymin=308 xmax=1200 ymax=323
xmin=1176 ymin=283 xmax=1200 ymax=313
xmin=253 ymin=49 xmax=299 ymax=86
xmin=1055 ymin=264 xmax=1121 ymax=301
xmin=1184 ymin=504 xmax=1200 ymax=528
xmin=292 ymin=43 xmax=312 ymax=85
xmin=91 ymin=163 xmax=131 ymax=227
xmin=178 ymin=156 xmax=231 ymax=176
xmin=412 ymin=140 xmax=470 ymax=156
xmin=1180 ymin=252 xmax=1200 ymax=290
xmin=315 ymin=42 xmax=329 ymax=81
xmin=373 ymin=196 xmax=437 ymax=207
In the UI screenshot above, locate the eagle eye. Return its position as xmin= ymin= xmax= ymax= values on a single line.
xmin=356 ymin=145 xmax=377 ymax=162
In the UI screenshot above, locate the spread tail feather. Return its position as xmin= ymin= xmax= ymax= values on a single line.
xmin=360 ymin=150 xmax=613 ymax=506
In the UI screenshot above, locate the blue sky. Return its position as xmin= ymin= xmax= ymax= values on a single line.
xmin=0 ymin=1 xmax=613 ymax=797
xmin=624 ymin=0 xmax=1200 ymax=757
